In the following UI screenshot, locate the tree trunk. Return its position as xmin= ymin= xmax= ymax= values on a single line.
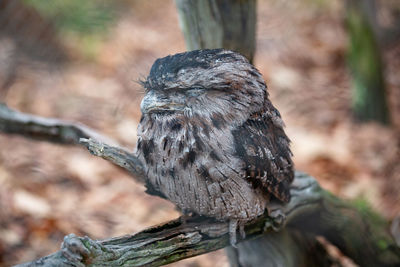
xmin=346 ymin=0 xmax=391 ymax=125
xmin=175 ymin=0 xmax=256 ymax=62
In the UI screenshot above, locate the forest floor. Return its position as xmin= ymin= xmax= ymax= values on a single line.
xmin=0 ymin=0 xmax=399 ymax=266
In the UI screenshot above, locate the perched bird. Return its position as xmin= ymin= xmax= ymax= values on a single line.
xmin=135 ymin=49 xmax=294 ymax=243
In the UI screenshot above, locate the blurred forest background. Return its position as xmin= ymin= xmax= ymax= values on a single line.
xmin=0 ymin=0 xmax=399 ymax=266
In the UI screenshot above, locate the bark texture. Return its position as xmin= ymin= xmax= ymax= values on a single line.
xmin=14 ymin=172 xmax=400 ymax=267
xmin=0 ymin=103 xmax=114 ymax=145
xmin=0 ymin=103 xmax=144 ymax=182
xmin=175 ymin=0 xmax=256 ymax=62
xmin=1 ymin=105 xmax=399 ymax=266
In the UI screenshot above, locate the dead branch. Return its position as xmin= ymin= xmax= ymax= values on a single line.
xmin=0 ymin=103 xmax=145 ymax=181
xmin=0 ymin=103 xmax=115 ymax=145
xmin=80 ymin=138 xmax=145 ymax=182
xmin=15 ymin=172 xmax=400 ymax=267
xmin=2 ymin=105 xmax=399 ymax=266
xmin=14 ymin=173 xmax=320 ymax=267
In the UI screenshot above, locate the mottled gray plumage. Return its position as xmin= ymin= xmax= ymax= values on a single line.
xmin=135 ymin=49 xmax=294 ymax=240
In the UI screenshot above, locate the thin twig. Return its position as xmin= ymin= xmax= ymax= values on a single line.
xmin=80 ymin=138 xmax=145 ymax=182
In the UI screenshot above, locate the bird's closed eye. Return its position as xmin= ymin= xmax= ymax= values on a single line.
xmin=185 ymin=87 xmax=205 ymax=97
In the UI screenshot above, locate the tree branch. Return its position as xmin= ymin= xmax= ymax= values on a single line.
xmin=2 ymin=104 xmax=399 ymax=266
xmin=0 ymin=103 xmax=145 ymax=181
xmin=80 ymin=138 xmax=145 ymax=182
xmin=0 ymin=103 xmax=115 ymax=145
xmin=16 ymin=173 xmax=400 ymax=267
xmin=16 ymin=173 xmax=314 ymax=267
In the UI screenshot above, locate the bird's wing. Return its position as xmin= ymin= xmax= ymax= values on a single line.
xmin=232 ymin=109 xmax=294 ymax=203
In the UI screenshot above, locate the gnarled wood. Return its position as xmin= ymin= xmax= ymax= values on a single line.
xmin=16 ymin=173 xmax=400 ymax=267
xmin=1 ymin=105 xmax=399 ymax=266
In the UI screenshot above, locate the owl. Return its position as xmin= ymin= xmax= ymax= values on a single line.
xmin=135 ymin=49 xmax=294 ymax=244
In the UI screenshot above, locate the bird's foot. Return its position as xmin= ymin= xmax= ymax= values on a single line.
xmin=196 ymin=218 xmax=246 ymax=247
xmin=229 ymin=220 xmax=238 ymax=247
xmin=239 ymin=223 xmax=246 ymax=239
xmin=228 ymin=220 xmax=246 ymax=247
xmin=264 ymin=203 xmax=286 ymax=232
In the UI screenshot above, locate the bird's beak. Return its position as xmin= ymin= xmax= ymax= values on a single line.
xmin=140 ymin=90 xmax=184 ymax=114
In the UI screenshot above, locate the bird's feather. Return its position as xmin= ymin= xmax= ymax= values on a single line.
xmin=232 ymin=108 xmax=293 ymax=203
xmin=135 ymin=49 xmax=294 ymax=225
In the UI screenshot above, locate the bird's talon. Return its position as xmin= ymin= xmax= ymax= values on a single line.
xmin=270 ymin=209 xmax=286 ymax=231
xmin=229 ymin=220 xmax=238 ymax=247
xmin=239 ymin=224 xmax=246 ymax=239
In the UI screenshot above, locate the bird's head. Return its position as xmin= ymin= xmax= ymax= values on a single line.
xmin=140 ymin=49 xmax=267 ymax=124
